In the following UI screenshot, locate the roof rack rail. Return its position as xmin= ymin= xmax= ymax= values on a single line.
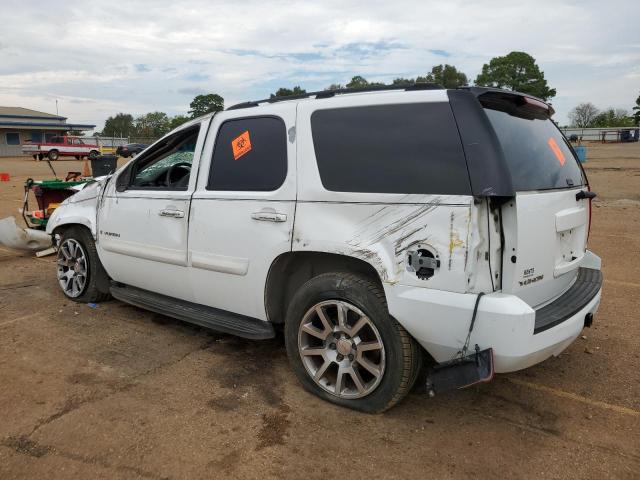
xmin=226 ymin=83 xmax=444 ymax=110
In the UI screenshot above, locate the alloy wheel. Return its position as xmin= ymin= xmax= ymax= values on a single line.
xmin=298 ymin=300 xmax=385 ymax=399
xmin=57 ymin=238 xmax=88 ymax=298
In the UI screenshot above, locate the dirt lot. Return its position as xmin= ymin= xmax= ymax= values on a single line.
xmin=0 ymin=145 xmax=639 ymax=479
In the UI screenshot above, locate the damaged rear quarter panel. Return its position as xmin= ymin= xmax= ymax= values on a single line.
xmin=293 ymin=195 xmax=472 ymax=293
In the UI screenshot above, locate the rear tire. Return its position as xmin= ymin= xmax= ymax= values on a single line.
xmin=284 ymin=272 xmax=421 ymax=413
xmin=56 ymin=226 xmax=111 ymax=303
xmin=48 ymin=150 xmax=59 ymax=161
xmin=89 ymin=150 xmax=99 ymax=159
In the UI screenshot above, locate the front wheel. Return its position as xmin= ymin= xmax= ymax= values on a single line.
xmin=285 ymin=272 xmax=421 ymax=413
xmin=56 ymin=227 xmax=111 ymax=303
xmin=88 ymin=150 xmax=99 ymax=159
xmin=47 ymin=150 xmax=59 ymax=161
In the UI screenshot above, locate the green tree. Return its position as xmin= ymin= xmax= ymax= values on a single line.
xmin=391 ymin=77 xmax=415 ymax=86
xmin=169 ymin=115 xmax=190 ymax=130
xmin=270 ymin=86 xmax=306 ymax=98
xmin=345 ymin=76 xmax=384 ymax=88
xmin=632 ymin=93 xmax=640 ymax=126
xmin=134 ymin=112 xmax=171 ymax=138
xmin=346 ymin=76 xmax=369 ymax=88
xmin=592 ymin=108 xmax=634 ymax=128
xmin=188 ymin=94 xmax=224 ymax=118
xmin=325 ymin=83 xmax=343 ymax=91
xmin=103 ymin=113 xmax=135 ymax=137
xmin=474 ymin=51 xmax=556 ymax=100
xmin=417 ymin=64 xmax=468 ymax=88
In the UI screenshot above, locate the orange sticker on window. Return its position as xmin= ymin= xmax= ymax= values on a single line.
xmin=547 ymin=138 xmax=565 ymax=166
xmin=232 ymin=130 xmax=252 ymax=160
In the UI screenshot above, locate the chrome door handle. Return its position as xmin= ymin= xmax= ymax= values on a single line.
xmin=159 ymin=209 xmax=185 ymax=218
xmin=251 ymin=211 xmax=287 ymax=222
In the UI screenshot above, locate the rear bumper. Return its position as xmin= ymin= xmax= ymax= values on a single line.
xmin=384 ymin=265 xmax=602 ymax=373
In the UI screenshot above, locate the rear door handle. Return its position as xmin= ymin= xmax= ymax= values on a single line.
xmin=159 ymin=209 xmax=185 ymax=218
xmin=251 ymin=210 xmax=287 ymax=222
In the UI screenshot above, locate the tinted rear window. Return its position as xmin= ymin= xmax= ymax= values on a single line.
xmin=484 ymin=108 xmax=585 ymax=191
xmin=311 ymin=103 xmax=471 ymax=195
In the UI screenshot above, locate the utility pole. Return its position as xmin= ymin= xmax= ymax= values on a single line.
xmin=55 ymin=99 xmax=59 ymax=116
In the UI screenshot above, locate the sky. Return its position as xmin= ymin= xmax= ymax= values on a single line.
xmin=0 ymin=0 xmax=638 ymax=130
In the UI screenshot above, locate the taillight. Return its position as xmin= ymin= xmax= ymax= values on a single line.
xmin=587 ymin=184 xmax=592 ymax=243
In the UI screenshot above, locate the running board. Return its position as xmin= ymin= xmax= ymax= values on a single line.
xmin=110 ymin=284 xmax=275 ymax=340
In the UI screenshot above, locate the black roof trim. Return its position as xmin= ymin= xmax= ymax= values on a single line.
xmin=226 ymin=83 xmax=444 ymax=110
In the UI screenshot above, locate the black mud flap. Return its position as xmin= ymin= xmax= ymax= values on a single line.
xmin=425 ymin=347 xmax=494 ymax=397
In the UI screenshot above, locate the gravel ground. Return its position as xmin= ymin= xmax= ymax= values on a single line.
xmin=0 ymin=144 xmax=638 ymax=479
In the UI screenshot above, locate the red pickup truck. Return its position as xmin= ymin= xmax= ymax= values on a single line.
xmin=22 ymin=136 xmax=101 ymax=161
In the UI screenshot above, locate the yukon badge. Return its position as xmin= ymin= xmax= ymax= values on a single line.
xmin=519 ymin=267 xmax=543 ymax=286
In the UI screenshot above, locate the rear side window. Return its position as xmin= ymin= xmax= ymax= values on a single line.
xmin=207 ymin=116 xmax=287 ymax=191
xmin=483 ymin=107 xmax=585 ymax=191
xmin=311 ymin=103 xmax=471 ymax=195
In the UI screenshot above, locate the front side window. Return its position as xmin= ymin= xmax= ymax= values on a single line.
xmin=129 ymin=126 xmax=200 ymax=190
xmin=5 ymin=133 xmax=20 ymax=145
xmin=311 ymin=103 xmax=471 ymax=195
xmin=207 ymin=116 xmax=287 ymax=191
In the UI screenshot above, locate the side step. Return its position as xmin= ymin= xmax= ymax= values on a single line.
xmin=110 ymin=284 xmax=275 ymax=340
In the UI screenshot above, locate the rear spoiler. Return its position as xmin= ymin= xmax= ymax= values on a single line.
xmin=463 ymin=87 xmax=554 ymax=118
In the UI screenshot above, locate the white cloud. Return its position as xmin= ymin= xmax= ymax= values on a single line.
xmin=0 ymin=0 xmax=637 ymax=129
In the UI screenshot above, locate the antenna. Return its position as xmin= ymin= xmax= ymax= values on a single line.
xmin=55 ymin=99 xmax=59 ymax=116
xmin=46 ymin=160 xmax=58 ymax=179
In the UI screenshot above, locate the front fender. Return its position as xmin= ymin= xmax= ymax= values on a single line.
xmin=46 ymin=199 xmax=97 ymax=238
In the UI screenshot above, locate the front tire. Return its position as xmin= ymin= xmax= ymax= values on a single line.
xmin=56 ymin=227 xmax=111 ymax=303
xmin=285 ymin=272 xmax=421 ymax=413
xmin=48 ymin=150 xmax=59 ymax=161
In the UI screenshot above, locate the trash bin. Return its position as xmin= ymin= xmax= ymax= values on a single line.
xmin=91 ymin=154 xmax=118 ymax=177
xmin=574 ymin=146 xmax=587 ymax=163
xmin=621 ymin=129 xmax=631 ymax=142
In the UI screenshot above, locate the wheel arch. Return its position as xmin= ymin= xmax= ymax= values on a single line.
xmin=49 ymin=215 xmax=96 ymax=242
xmin=51 ymin=221 xmax=93 ymax=242
xmin=265 ymin=251 xmax=385 ymax=324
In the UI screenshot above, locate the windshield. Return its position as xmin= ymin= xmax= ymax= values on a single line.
xmin=484 ymin=107 xmax=585 ymax=191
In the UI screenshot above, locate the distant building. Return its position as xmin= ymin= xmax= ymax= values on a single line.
xmin=0 ymin=106 xmax=95 ymax=157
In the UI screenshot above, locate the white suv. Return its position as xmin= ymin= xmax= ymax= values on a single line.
xmin=47 ymin=85 xmax=603 ymax=412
